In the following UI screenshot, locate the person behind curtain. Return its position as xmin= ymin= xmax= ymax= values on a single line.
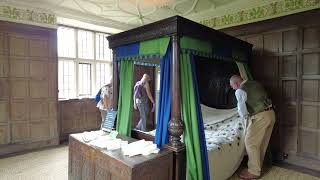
xmin=230 ymin=75 xmax=275 ymax=180
xmin=96 ymin=77 xmax=113 ymax=128
xmin=133 ymin=74 xmax=155 ymax=131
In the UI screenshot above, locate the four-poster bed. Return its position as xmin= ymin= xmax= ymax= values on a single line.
xmin=107 ymin=16 xmax=253 ymax=180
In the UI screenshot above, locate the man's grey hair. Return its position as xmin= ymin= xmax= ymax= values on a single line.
xmin=230 ymin=75 xmax=243 ymax=83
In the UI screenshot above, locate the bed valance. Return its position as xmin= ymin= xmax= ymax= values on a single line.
xmin=180 ymin=37 xmax=249 ymax=63
xmin=114 ymin=37 xmax=170 ymax=67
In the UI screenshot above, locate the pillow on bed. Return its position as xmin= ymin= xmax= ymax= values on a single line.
xmin=201 ymin=104 xmax=238 ymax=124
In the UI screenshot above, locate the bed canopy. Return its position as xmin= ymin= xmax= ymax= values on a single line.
xmin=107 ymin=16 xmax=253 ymax=180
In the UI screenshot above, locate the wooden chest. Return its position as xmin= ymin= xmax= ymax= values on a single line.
xmin=69 ymin=134 xmax=173 ymax=180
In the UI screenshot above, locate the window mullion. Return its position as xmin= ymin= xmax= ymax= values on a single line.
xmin=75 ymin=29 xmax=79 ymax=97
xmin=92 ymin=32 xmax=97 ymax=96
xmin=62 ymin=61 xmax=65 ymax=98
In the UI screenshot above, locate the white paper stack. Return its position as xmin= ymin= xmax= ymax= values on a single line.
xmin=82 ymin=130 xmax=104 ymax=142
xmin=88 ymin=135 xmax=128 ymax=150
xmin=121 ymin=140 xmax=160 ymax=157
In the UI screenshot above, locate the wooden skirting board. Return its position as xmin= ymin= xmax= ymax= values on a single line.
xmin=0 ymin=137 xmax=59 ymax=157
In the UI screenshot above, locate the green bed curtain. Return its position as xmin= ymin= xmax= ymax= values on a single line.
xmin=116 ymin=60 xmax=134 ymax=136
xmin=236 ymin=61 xmax=253 ymax=81
xmin=180 ymin=52 xmax=203 ymax=180
xmin=180 ymin=37 xmax=212 ymax=54
xmin=139 ymin=37 xmax=170 ymax=56
xmin=243 ymin=63 xmax=253 ymax=80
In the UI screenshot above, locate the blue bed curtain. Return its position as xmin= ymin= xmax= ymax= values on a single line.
xmin=191 ymin=55 xmax=210 ymax=180
xmin=155 ymin=45 xmax=172 ymax=147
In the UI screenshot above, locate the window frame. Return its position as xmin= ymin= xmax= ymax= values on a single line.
xmin=58 ymin=25 xmax=113 ymax=99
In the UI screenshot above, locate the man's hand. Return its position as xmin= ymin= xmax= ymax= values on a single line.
xmin=134 ymin=103 xmax=137 ymax=110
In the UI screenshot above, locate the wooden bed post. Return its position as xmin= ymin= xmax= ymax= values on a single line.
xmin=112 ymin=49 xmax=119 ymax=110
xmin=168 ymin=35 xmax=183 ymax=146
xmin=167 ymin=34 xmax=186 ymax=180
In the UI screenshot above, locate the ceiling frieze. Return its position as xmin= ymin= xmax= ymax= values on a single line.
xmin=199 ymin=0 xmax=320 ymax=29
xmin=0 ymin=4 xmax=57 ymax=28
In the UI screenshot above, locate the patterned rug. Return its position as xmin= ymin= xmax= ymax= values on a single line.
xmin=0 ymin=145 xmax=318 ymax=180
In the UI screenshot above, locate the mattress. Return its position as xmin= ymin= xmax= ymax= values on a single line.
xmin=201 ymin=104 xmax=246 ymax=180
xmin=136 ymin=104 xmax=246 ymax=180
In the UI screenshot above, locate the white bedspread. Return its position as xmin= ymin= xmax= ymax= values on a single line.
xmin=201 ymin=104 xmax=246 ymax=180
xmin=201 ymin=104 xmax=238 ymax=124
xmin=134 ymin=104 xmax=246 ymax=180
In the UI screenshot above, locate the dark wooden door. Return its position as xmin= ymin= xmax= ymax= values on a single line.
xmin=132 ymin=65 xmax=155 ymax=131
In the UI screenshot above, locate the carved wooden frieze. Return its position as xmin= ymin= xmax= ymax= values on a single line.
xmin=107 ymin=16 xmax=252 ymax=52
xmin=108 ymin=17 xmax=178 ymax=48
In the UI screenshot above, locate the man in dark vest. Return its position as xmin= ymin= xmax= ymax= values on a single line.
xmin=230 ymin=75 xmax=275 ymax=179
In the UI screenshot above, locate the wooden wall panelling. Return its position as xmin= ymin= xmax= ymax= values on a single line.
xmin=30 ymin=121 xmax=50 ymax=140
xmin=299 ymin=25 xmax=320 ymax=160
xmin=223 ymin=11 xmax=320 ymax=171
xmin=246 ymin=35 xmax=263 ymax=55
xmin=10 ymin=59 xmax=29 ymax=78
xmin=48 ymin=62 xmax=58 ymax=98
xmin=280 ymin=125 xmax=297 ymax=154
xmin=0 ymin=20 xmax=59 ymax=156
xmin=30 ymin=80 xmax=49 ymax=98
xmin=11 ymin=121 xmax=30 ymax=143
xmin=9 ymin=35 xmax=28 ymax=57
xmin=59 ymin=99 xmax=100 ymax=141
xmin=263 ymin=32 xmax=282 ymax=54
xmin=0 ymin=101 xmax=8 ymax=123
xmin=0 ymin=124 xmax=9 ymax=145
xmin=296 ymin=27 xmax=303 ymax=158
xmin=282 ymin=56 xmax=297 ymax=78
xmin=303 ymin=27 xmax=320 ymax=49
xmin=302 ymin=53 xmax=320 ymax=75
xmin=60 ymin=100 xmax=81 ymax=135
xmin=84 ymin=100 xmax=100 ymax=130
xmin=10 ymin=79 xmax=29 ymax=99
xmin=9 ymin=35 xmax=30 ymax=148
xmin=0 ymin=78 xmax=9 ymax=99
xmin=0 ymin=31 xmax=9 ymax=146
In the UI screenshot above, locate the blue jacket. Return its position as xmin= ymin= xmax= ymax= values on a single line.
xmin=95 ymin=89 xmax=102 ymax=103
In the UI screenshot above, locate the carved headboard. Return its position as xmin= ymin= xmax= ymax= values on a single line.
xmin=195 ymin=56 xmax=240 ymax=109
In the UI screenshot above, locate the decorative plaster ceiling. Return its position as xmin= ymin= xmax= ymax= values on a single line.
xmin=1 ymin=0 xmax=319 ymax=31
xmin=0 ymin=0 xmax=252 ymax=29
